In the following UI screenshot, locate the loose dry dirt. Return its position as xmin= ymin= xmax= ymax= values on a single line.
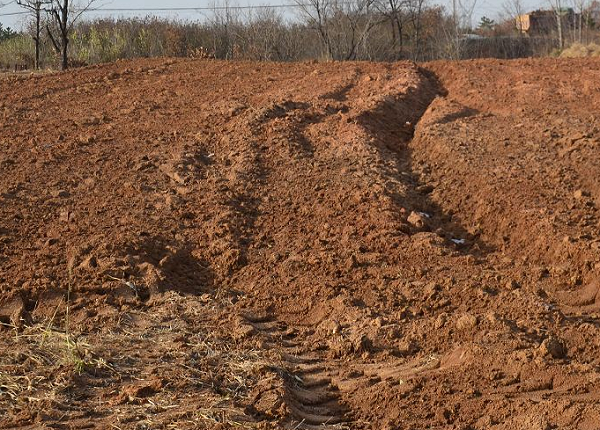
xmin=1 ymin=57 xmax=600 ymax=429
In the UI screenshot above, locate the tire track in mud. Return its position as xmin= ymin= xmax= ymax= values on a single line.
xmin=150 ymin=64 xmax=507 ymax=427
xmin=242 ymin=312 xmax=349 ymax=429
xmin=157 ymin=65 xmax=482 ymax=428
xmin=241 ymin=312 xmax=472 ymax=429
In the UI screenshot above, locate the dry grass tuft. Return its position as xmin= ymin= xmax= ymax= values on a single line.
xmin=560 ymin=43 xmax=600 ymax=58
xmin=1 ymin=291 xmax=284 ymax=428
xmin=0 ymin=324 xmax=110 ymax=405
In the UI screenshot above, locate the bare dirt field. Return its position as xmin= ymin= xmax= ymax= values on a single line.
xmin=1 ymin=57 xmax=600 ymax=429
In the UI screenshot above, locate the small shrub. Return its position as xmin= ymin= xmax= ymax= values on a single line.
xmin=0 ymin=35 xmax=34 ymax=70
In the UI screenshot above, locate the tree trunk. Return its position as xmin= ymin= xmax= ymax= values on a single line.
xmin=61 ymin=0 xmax=69 ymax=70
xmin=579 ymin=11 xmax=583 ymax=43
xmin=34 ymin=5 xmax=40 ymax=69
xmin=395 ymin=16 xmax=403 ymax=58
xmin=61 ymin=35 xmax=68 ymax=70
xmin=413 ymin=20 xmax=421 ymax=60
xmin=556 ymin=11 xmax=563 ymax=49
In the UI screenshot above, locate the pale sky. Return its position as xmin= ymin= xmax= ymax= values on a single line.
xmin=0 ymin=0 xmax=552 ymax=30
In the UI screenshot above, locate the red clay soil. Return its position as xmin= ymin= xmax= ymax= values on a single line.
xmin=1 ymin=57 xmax=600 ymax=429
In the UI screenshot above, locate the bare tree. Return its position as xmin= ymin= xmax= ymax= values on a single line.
xmin=547 ymin=0 xmax=566 ymax=48
xmin=297 ymin=0 xmax=380 ymax=60
xmin=572 ymin=0 xmax=590 ymax=42
xmin=206 ymin=0 xmax=241 ymax=60
xmin=503 ymin=0 xmax=526 ymax=34
xmin=295 ymin=0 xmax=335 ymax=59
xmin=45 ymin=0 xmax=97 ymax=70
xmin=449 ymin=0 xmax=478 ymax=36
xmin=377 ymin=0 xmax=408 ymax=58
xmin=374 ymin=0 xmax=425 ymax=60
xmin=406 ymin=0 xmax=426 ymax=60
xmin=242 ymin=7 xmax=291 ymax=61
xmin=447 ymin=0 xmax=478 ymax=59
xmin=16 ymin=1 xmax=51 ymax=69
xmin=332 ymin=0 xmax=379 ymax=60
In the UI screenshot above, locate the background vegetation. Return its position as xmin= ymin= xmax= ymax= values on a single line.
xmin=1 ymin=0 xmax=600 ymax=70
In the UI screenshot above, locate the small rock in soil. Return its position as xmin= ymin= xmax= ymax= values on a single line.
xmin=407 ymin=211 xmax=428 ymax=229
xmin=539 ymin=336 xmax=567 ymax=359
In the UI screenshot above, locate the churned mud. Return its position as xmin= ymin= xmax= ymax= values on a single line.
xmin=2 ymin=57 xmax=600 ymax=429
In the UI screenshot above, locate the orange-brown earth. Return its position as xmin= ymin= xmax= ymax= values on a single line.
xmin=1 ymin=57 xmax=600 ymax=429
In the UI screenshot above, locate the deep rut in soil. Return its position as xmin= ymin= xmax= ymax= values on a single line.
xmin=236 ymin=67 xmax=480 ymax=428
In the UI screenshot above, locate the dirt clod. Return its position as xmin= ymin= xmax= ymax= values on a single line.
xmin=51 ymin=189 xmax=70 ymax=198
xmin=456 ymin=313 xmax=478 ymax=331
xmin=113 ymin=378 xmax=164 ymax=404
xmin=407 ymin=211 xmax=428 ymax=229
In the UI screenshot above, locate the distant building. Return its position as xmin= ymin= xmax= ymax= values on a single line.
xmin=516 ymin=9 xmax=578 ymax=35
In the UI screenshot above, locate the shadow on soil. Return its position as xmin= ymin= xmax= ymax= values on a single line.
xmin=322 ymin=81 xmax=356 ymax=102
xmin=356 ymin=66 xmax=494 ymax=256
xmin=436 ymin=107 xmax=481 ymax=124
xmin=123 ymin=235 xmax=216 ymax=296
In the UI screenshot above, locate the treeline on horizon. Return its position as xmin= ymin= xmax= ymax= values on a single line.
xmin=1 ymin=0 xmax=599 ymax=70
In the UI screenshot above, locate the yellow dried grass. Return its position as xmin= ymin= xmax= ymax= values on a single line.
xmin=560 ymin=43 xmax=600 ymax=58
